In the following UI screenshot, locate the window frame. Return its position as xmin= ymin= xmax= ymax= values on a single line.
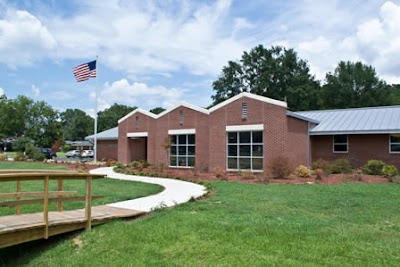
xmin=389 ymin=135 xmax=400 ymax=154
xmin=169 ymin=134 xmax=195 ymax=168
xmin=333 ymin=135 xmax=348 ymax=153
xmin=226 ymin=130 xmax=263 ymax=172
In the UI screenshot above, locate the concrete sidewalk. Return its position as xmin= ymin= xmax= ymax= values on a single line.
xmin=90 ymin=167 xmax=207 ymax=212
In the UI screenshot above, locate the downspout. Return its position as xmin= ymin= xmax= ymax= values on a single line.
xmin=307 ymin=122 xmax=311 ymax=167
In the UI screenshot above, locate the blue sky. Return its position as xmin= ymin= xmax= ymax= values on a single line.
xmin=1 ymin=0 xmax=399 ymax=116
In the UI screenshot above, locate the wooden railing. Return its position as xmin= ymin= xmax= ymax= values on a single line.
xmin=0 ymin=170 xmax=105 ymax=238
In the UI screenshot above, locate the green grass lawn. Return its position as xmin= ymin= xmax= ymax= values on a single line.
xmin=1 ymin=182 xmax=399 ymax=266
xmin=0 ymin=161 xmax=67 ymax=170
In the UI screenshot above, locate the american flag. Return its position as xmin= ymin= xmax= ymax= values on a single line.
xmin=72 ymin=60 xmax=97 ymax=82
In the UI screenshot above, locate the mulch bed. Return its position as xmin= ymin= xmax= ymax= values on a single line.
xmin=50 ymin=162 xmax=390 ymax=185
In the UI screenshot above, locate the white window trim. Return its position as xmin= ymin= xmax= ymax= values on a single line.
xmin=389 ymin=135 xmax=400 ymax=154
xmin=226 ymin=124 xmax=264 ymax=132
xmin=333 ymin=135 xmax=348 ymax=153
xmin=168 ymin=129 xmax=196 ymax=135
xmin=226 ymin=131 xmax=264 ymax=171
xmin=169 ymin=134 xmax=195 ymax=168
xmin=127 ymin=132 xmax=148 ymax=138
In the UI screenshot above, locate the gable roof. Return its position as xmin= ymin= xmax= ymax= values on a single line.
xmin=296 ymin=105 xmax=400 ymax=135
xmin=85 ymin=127 xmax=118 ymax=140
xmin=208 ymin=92 xmax=287 ymax=113
xmin=118 ymin=108 xmax=158 ymax=124
xmin=157 ymin=102 xmax=209 ymax=117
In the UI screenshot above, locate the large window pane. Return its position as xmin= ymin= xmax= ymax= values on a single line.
xmin=178 ymin=146 xmax=187 ymax=155
xmin=228 ymin=157 xmax=237 ymax=169
xmin=334 ymin=144 xmax=347 ymax=152
xmin=170 ymin=146 xmax=177 ymax=156
xmin=228 ymin=132 xmax=237 ymax=143
xmin=239 ymin=145 xmax=251 ymax=156
xmin=188 ymin=135 xmax=195 ymax=144
xmin=239 ymin=158 xmax=251 ymax=169
xmin=239 ymin=132 xmax=251 ymax=143
xmin=391 ymin=144 xmax=400 ymax=152
xmin=178 ymin=157 xmax=187 ymax=166
xmin=252 ymin=145 xmax=263 ymax=157
xmin=252 ymin=158 xmax=263 ymax=170
xmin=228 ymin=145 xmax=237 ymax=156
xmin=170 ymin=156 xmax=177 ymax=166
xmin=170 ymin=136 xmax=177 ymax=145
xmin=178 ymin=135 xmax=186 ymax=144
xmin=188 ymin=157 xmax=195 ymax=166
xmin=253 ymin=131 xmax=263 ymax=143
xmin=334 ymin=135 xmax=347 ymax=143
xmin=188 ymin=146 xmax=195 ymax=155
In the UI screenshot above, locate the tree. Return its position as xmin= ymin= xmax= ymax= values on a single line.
xmin=0 ymin=96 xmax=62 ymax=148
xmin=150 ymin=107 xmax=166 ymax=114
xmin=61 ymin=109 xmax=94 ymax=140
xmin=211 ymin=45 xmax=321 ymax=111
xmin=321 ymin=61 xmax=393 ymax=109
xmin=97 ymin=103 xmax=136 ymax=132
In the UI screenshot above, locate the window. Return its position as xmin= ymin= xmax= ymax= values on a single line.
xmin=135 ymin=116 xmax=139 ymax=128
xmin=390 ymin=135 xmax=400 ymax=153
xmin=333 ymin=135 xmax=348 ymax=153
xmin=227 ymin=131 xmax=263 ymax=171
xmin=179 ymin=110 xmax=184 ymax=125
xmin=170 ymin=134 xmax=195 ymax=167
xmin=242 ymin=102 xmax=248 ymax=120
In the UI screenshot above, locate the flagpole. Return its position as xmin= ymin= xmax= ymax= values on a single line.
xmin=94 ymin=55 xmax=98 ymax=163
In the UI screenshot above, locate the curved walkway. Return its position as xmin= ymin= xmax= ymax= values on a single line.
xmin=90 ymin=167 xmax=207 ymax=212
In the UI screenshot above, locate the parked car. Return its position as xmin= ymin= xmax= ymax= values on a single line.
xmin=65 ymin=150 xmax=81 ymax=158
xmin=37 ymin=148 xmax=57 ymax=159
xmin=81 ymin=150 xmax=94 ymax=158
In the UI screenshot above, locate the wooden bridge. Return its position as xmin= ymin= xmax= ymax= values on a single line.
xmin=0 ymin=170 xmax=145 ymax=249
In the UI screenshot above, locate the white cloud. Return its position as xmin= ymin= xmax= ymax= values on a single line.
xmin=0 ymin=9 xmax=57 ymax=68
xmin=97 ymin=79 xmax=186 ymax=111
xmin=31 ymin=84 xmax=40 ymax=98
xmin=0 ymin=87 xmax=4 ymax=97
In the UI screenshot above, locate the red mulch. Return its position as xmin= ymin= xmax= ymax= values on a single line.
xmin=46 ymin=162 xmax=390 ymax=185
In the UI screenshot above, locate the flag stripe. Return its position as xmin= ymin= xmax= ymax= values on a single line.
xmin=72 ymin=60 xmax=97 ymax=82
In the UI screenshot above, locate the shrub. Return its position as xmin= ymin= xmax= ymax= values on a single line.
xmin=151 ymin=163 xmax=165 ymax=173
xmin=0 ymin=154 xmax=7 ymax=161
xmin=329 ymin=158 xmax=352 ymax=174
xmin=14 ymin=152 xmax=28 ymax=161
xmin=214 ymin=166 xmax=226 ymax=180
xmin=106 ymin=160 xmax=117 ymax=167
xmin=13 ymin=137 xmax=34 ymax=152
xmin=240 ymin=171 xmax=255 ymax=180
xmin=62 ymin=144 xmax=72 ymax=152
xmin=256 ymin=172 xmax=270 ymax=184
xmin=315 ymin=168 xmax=324 ymax=181
xmin=312 ymin=159 xmax=330 ymax=173
xmin=363 ymin=160 xmax=385 ymax=175
xmin=382 ymin=164 xmax=398 ymax=179
xmin=268 ymin=156 xmax=292 ymax=179
xmin=294 ymin=165 xmax=312 ymax=178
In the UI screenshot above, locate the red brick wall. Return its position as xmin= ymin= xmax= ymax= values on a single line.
xmin=208 ymin=96 xmax=289 ymax=171
xmin=286 ymin=117 xmax=309 ymax=168
xmin=311 ymin=134 xmax=400 ymax=169
xmin=97 ymin=140 xmax=118 ymax=161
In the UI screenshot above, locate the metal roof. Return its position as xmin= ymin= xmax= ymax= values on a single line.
xmin=85 ymin=127 xmax=118 ymax=140
xmin=295 ymin=105 xmax=400 ymax=135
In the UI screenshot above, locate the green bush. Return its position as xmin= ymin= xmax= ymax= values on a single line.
xmin=62 ymin=144 xmax=72 ymax=152
xmin=0 ymin=154 xmax=7 ymax=161
xmin=13 ymin=136 xmax=34 ymax=152
xmin=329 ymin=158 xmax=352 ymax=174
xmin=363 ymin=160 xmax=385 ymax=175
xmin=312 ymin=159 xmax=331 ymax=173
xmin=14 ymin=152 xmax=28 ymax=161
xmin=382 ymin=164 xmax=398 ymax=178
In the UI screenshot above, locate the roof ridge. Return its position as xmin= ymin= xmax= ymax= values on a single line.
xmin=296 ymin=105 xmax=400 ymax=113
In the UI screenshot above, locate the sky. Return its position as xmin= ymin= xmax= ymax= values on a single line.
xmin=0 ymin=0 xmax=399 ymax=117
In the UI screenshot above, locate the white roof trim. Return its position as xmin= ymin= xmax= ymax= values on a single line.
xmin=127 ymin=132 xmax=148 ymax=138
xmin=226 ymin=124 xmax=264 ymax=132
xmin=209 ymin=92 xmax=287 ymax=113
xmin=168 ymin=128 xmax=196 ymax=135
xmin=118 ymin=108 xmax=158 ymax=124
xmin=158 ymin=102 xmax=209 ymax=117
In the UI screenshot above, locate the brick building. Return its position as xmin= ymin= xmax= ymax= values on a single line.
xmin=87 ymin=92 xmax=400 ymax=170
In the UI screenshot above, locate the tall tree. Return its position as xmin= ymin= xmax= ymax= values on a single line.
xmin=97 ymin=103 xmax=136 ymax=132
xmin=150 ymin=107 xmax=166 ymax=114
xmin=0 ymin=96 xmax=62 ymax=147
xmin=211 ymin=45 xmax=321 ymax=111
xmin=61 ymin=109 xmax=94 ymax=140
xmin=321 ymin=61 xmax=393 ymax=109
